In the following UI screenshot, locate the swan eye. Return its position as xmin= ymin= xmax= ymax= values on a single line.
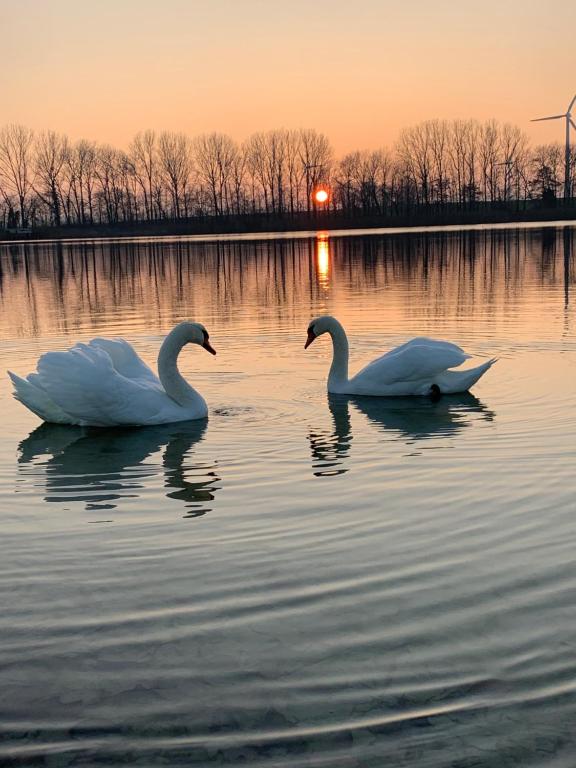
xmin=202 ymin=330 xmax=209 ymax=342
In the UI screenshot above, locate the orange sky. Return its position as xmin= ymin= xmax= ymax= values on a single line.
xmin=2 ymin=0 xmax=575 ymax=155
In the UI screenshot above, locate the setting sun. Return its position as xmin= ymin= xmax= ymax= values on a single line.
xmin=314 ymin=189 xmax=329 ymax=204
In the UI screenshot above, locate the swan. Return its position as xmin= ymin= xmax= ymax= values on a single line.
xmin=304 ymin=316 xmax=495 ymax=396
xmin=8 ymin=322 xmax=216 ymax=426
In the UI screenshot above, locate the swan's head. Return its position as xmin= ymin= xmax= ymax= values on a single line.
xmin=179 ymin=322 xmax=217 ymax=355
xmin=304 ymin=315 xmax=337 ymax=349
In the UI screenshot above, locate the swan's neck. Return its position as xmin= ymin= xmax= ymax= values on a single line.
xmin=158 ymin=328 xmax=200 ymax=407
xmin=327 ymin=320 xmax=349 ymax=390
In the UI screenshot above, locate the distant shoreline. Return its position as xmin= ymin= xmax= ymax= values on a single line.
xmin=2 ymin=203 xmax=576 ymax=244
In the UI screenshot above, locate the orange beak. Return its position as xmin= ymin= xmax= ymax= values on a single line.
xmin=304 ymin=328 xmax=316 ymax=349
xmin=203 ymin=340 xmax=217 ymax=355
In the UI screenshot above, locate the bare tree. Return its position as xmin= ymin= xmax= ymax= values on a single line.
xmin=298 ymin=129 xmax=332 ymax=211
xmin=0 ymin=124 xmax=36 ymax=226
xmin=335 ymin=149 xmax=394 ymax=214
xmin=498 ymin=123 xmax=528 ymax=200
xmin=284 ymin=130 xmax=302 ymax=213
xmin=251 ymin=130 xmax=289 ymax=214
xmin=335 ymin=152 xmax=361 ymax=211
xmin=158 ymin=132 xmax=193 ymax=218
xmin=194 ymin=133 xmax=236 ymax=215
xmin=462 ymin=120 xmax=480 ymax=205
xmin=397 ymin=122 xmax=433 ymax=205
xmin=429 ymin=121 xmax=449 ymax=205
xmin=129 ymin=131 xmax=159 ymax=220
xmin=531 ymin=143 xmax=563 ymax=199
xmin=229 ymin=142 xmax=247 ymax=215
xmin=478 ymin=120 xmax=500 ymax=203
xmin=62 ymin=140 xmax=98 ymax=224
xmin=245 ymin=133 xmax=269 ymax=213
xmin=34 ymin=130 xmax=69 ymax=225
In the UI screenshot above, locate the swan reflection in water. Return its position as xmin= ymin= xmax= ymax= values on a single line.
xmin=16 ymin=420 xmax=220 ymax=518
xmin=308 ymin=393 xmax=495 ymax=477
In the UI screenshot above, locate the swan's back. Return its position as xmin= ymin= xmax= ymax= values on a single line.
xmin=91 ymin=338 xmax=161 ymax=388
xmin=356 ymin=337 xmax=470 ymax=386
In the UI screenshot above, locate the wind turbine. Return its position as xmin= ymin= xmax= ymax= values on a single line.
xmin=532 ymin=94 xmax=576 ymax=200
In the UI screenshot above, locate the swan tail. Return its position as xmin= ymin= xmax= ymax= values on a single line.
xmin=435 ymin=358 xmax=497 ymax=395
xmin=8 ymin=371 xmax=74 ymax=424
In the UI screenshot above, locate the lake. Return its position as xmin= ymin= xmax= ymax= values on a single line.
xmin=0 ymin=225 xmax=575 ymax=767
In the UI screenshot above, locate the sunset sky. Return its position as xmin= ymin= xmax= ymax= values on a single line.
xmin=2 ymin=0 xmax=574 ymax=155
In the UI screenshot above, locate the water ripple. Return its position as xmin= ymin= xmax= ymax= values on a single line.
xmin=1 ymin=228 xmax=576 ymax=766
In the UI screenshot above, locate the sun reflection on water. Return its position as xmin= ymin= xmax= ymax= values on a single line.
xmin=316 ymin=233 xmax=330 ymax=289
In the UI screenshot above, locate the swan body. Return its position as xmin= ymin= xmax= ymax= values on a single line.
xmin=305 ymin=316 xmax=495 ymax=396
xmin=8 ymin=322 xmax=216 ymax=427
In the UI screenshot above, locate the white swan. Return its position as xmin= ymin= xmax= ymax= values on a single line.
xmin=8 ymin=322 xmax=216 ymax=426
xmin=304 ymin=316 xmax=495 ymax=396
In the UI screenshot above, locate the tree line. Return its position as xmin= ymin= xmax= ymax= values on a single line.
xmin=0 ymin=120 xmax=574 ymax=229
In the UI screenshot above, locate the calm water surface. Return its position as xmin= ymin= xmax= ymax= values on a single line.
xmin=0 ymin=226 xmax=575 ymax=766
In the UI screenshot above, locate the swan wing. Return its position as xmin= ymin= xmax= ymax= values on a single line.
xmin=35 ymin=342 xmax=169 ymax=426
xmin=8 ymin=371 xmax=75 ymax=424
xmin=375 ymin=337 xmax=468 ymax=362
xmin=355 ymin=338 xmax=470 ymax=386
xmin=90 ymin=337 xmax=161 ymax=388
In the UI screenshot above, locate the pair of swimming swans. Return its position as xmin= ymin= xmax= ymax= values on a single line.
xmin=9 ymin=317 xmax=496 ymax=427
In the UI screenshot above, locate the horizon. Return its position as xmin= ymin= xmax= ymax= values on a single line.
xmin=2 ymin=0 xmax=575 ymax=155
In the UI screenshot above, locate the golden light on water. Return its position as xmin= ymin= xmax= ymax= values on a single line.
xmin=314 ymin=189 xmax=329 ymax=204
xmin=316 ymin=234 xmax=330 ymax=287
